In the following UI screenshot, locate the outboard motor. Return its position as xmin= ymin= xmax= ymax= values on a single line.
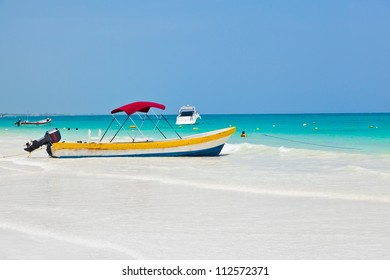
xmin=24 ymin=129 xmax=61 ymax=155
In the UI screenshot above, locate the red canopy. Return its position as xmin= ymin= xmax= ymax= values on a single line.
xmin=111 ymin=101 xmax=166 ymax=116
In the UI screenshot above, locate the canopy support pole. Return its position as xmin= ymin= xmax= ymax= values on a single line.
xmin=131 ymin=113 xmax=147 ymax=142
xmin=99 ymin=117 xmax=115 ymax=143
xmin=114 ymin=116 xmax=135 ymax=141
xmin=147 ymin=115 xmax=167 ymax=139
xmin=162 ymin=115 xmax=182 ymax=139
xmin=110 ymin=115 xmax=130 ymax=143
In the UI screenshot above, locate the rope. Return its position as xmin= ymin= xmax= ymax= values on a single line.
xmin=0 ymin=146 xmax=45 ymax=158
xmin=262 ymin=134 xmax=360 ymax=150
xmin=1 ymin=152 xmax=27 ymax=158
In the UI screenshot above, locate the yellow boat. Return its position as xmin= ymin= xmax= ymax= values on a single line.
xmin=24 ymin=101 xmax=236 ymax=158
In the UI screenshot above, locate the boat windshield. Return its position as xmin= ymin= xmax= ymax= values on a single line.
xmin=179 ymin=111 xmax=194 ymax=117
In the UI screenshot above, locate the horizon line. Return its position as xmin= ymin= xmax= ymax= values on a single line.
xmin=1 ymin=112 xmax=390 ymax=117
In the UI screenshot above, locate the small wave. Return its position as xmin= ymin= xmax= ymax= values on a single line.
xmin=222 ymin=142 xmax=342 ymax=159
xmin=0 ymin=222 xmax=143 ymax=259
xmin=222 ymin=143 xmax=277 ymax=155
xmin=157 ymin=177 xmax=390 ymax=204
xmin=223 ymin=142 xmax=386 ymax=164
xmin=78 ymin=171 xmax=390 ymax=204
xmin=338 ymin=165 xmax=390 ymax=179
xmin=278 ymin=146 xmax=292 ymax=153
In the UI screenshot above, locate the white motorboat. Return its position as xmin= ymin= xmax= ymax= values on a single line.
xmin=176 ymin=105 xmax=201 ymax=125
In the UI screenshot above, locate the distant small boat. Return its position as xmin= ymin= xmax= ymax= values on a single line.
xmin=15 ymin=118 xmax=52 ymax=126
xmin=176 ymin=105 xmax=201 ymax=125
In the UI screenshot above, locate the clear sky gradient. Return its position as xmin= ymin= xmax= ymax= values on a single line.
xmin=1 ymin=0 xmax=389 ymax=114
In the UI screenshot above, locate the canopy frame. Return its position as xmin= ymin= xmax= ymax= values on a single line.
xmin=99 ymin=101 xmax=181 ymax=143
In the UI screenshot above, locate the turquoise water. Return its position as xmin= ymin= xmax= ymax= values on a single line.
xmin=1 ymin=113 xmax=390 ymax=259
xmin=1 ymin=113 xmax=389 ymax=154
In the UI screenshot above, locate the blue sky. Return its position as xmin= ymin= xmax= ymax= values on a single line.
xmin=1 ymin=0 xmax=389 ymax=114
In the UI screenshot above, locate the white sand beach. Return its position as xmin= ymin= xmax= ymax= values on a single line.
xmin=1 ymin=136 xmax=390 ymax=259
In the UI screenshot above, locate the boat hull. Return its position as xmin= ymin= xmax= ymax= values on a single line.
xmin=49 ymin=127 xmax=235 ymax=158
xmin=21 ymin=118 xmax=52 ymax=126
xmin=175 ymin=116 xmax=200 ymax=125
